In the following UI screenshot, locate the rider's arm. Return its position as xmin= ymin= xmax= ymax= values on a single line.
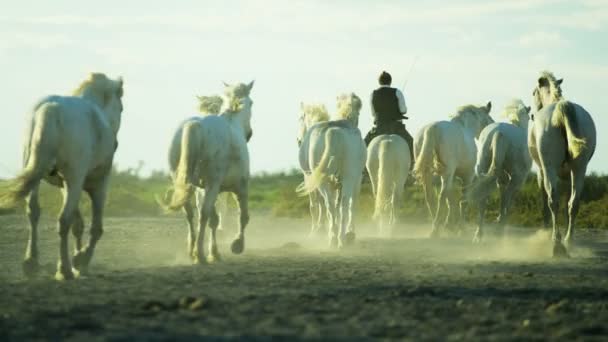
xmin=396 ymin=89 xmax=407 ymax=115
xmin=370 ymin=92 xmax=378 ymax=122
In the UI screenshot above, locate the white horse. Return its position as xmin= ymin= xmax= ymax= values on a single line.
xmin=528 ymin=71 xmax=596 ymax=257
xmin=469 ymin=99 xmax=532 ymax=242
xmin=194 ymin=95 xmax=238 ymax=232
xmin=297 ymin=93 xmax=366 ymax=248
xmin=161 ymin=81 xmax=254 ymax=263
xmin=0 ymin=73 xmax=124 ymax=280
xmin=414 ymin=102 xmax=493 ymax=237
xmin=366 ymin=134 xmax=411 ymax=236
xmin=297 ymin=103 xmax=330 ymax=236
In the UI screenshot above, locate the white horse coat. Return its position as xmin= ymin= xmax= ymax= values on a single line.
xmin=414 ymin=102 xmax=493 ymax=237
xmin=366 ymin=134 xmax=411 ymax=236
xmin=297 ymin=103 xmax=330 ymax=236
xmin=0 ymin=73 xmax=124 ymax=280
xmin=162 ymin=81 xmax=254 ymax=263
xmin=470 ymin=100 xmax=532 ymax=242
xmin=298 ymin=93 xmax=366 ymax=248
xmin=528 ymin=71 xmax=596 ymax=257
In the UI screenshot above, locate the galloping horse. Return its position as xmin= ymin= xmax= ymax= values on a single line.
xmin=297 ymin=93 xmax=366 ymax=248
xmin=366 ymin=134 xmax=411 ymax=236
xmin=470 ymin=99 xmax=532 ymax=242
xmin=297 ymin=103 xmax=330 ymax=236
xmin=161 ymin=81 xmax=254 ymax=263
xmin=414 ymin=102 xmax=493 ymax=237
xmin=0 ymin=73 xmax=124 ymax=280
xmin=528 ymin=71 xmax=596 ymax=257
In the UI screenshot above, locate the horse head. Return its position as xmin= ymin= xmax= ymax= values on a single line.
xmin=197 ymin=95 xmax=223 ymax=115
xmin=298 ymin=102 xmax=329 ymax=146
xmin=451 ymin=101 xmax=493 ymax=137
xmin=502 ymin=99 xmax=531 ymax=129
xmin=533 ymin=71 xmax=563 ymax=111
xmin=222 ymin=80 xmax=254 ymax=142
xmin=335 ymin=92 xmax=362 ymax=127
xmin=73 ymin=72 xmax=124 ymax=134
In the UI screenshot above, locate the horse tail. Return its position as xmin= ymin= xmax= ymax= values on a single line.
xmin=163 ymin=121 xmax=200 ymax=211
xmin=373 ymin=139 xmax=395 ymax=221
xmin=468 ymin=131 xmax=505 ymax=200
xmin=0 ymin=103 xmax=59 ymax=208
xmin=413 ymin=125 xmax=436 ymax=184
xmin=297 ymin=128 xmax=343 ymax=195
xmin=552 ymin=100 xmax=587 ymax=159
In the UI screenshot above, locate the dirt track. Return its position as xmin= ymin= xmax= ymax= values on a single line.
xmin=1 ymin=215 xmax=607 ymax=341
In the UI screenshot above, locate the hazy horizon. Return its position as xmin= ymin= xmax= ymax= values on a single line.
xmin=1 ymin=0 xmax=606 ymax=178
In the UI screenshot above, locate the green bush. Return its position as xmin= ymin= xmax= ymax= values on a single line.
xmin=1 ymin=167 xmax=607 ymax=229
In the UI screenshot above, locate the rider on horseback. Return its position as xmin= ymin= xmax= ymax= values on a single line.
xmin=364 ymin=71 xmax=414 ymax=169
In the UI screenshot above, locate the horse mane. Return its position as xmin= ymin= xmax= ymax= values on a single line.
xmin=222 ymin=83 xmax=253 ymax=113
xmin=449 ymin=104 xmax=481 ymax=120
xmin=539 ymin=70 xmax=563 ymax=102
xmin=197 ymin=95 xmax=223 ymax=115
xmin=225 ymin=83 xmax=252 ymax=99
xmin=301 ymin=103 xmax=330 ymax=124
xmin=335 ymin=93 xmax=362 ymax=124
xmin=72 ymin=72 xmax=123 ymax=105
xmin=502 ymin=99 xmax=528 ymax=125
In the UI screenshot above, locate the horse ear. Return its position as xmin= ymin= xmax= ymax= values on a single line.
xmin=247 ymin=80 xmax=255 ymax=92
xmin=222 ymin=81 xmax=230 ymax=87
xmin=556 ymin=78 xmax=563 ymax=86
xmin=300 ymin=102 xmax=304 ymax=110
xmin=486 ymin=101 xmax=492 ymax=112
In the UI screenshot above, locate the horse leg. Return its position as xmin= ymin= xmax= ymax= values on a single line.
xmin=207 ymin=205 xmax=221 ymax=262
xmin=232 ymin=181 xmax=249 ymax=254
xmin=431 ymin=172 xmax=453 ymax=238
xmin=216 ymin=192 xmax=228 ymax=231
xmin=73 ymin=179 xmax=108 ymax=275
xmin=308 ymin=191 xmax=321 ymax=237
xmin=538 ymin=171 xmax=551 ymax=229
xmin=422 ymin=183 xmax=437 ymax=223
xmin=496 ymin=179 xmax=518 ymax=238
xmin=323 ymin=188 xmax=339 ymax=248
xmin=194 ymin=184 xmax=219 ymax=263
xmin=71 ymin=209 xmax=85 ymax=253
xmin=473 ymin=197 xmax=487 ymax=243
xmin=184 ymin=199 xmax=196 ymax=259
xmin=339 ymin=187 xmax=355 ymax=248
xmin=543 ymin=169 xmax=567 ymax=258
xmin=564 ymin=166 xmax=586 ymax=247
xmin=56 ymin=177 xmax=84 ymax=280
xmin=23 ymin=184 xmax=41 ymax=277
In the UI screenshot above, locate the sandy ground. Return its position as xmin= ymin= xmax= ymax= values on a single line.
xmin=1 ymin=214 xmax=607 ymax=341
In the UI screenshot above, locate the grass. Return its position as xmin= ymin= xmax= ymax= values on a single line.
xmin=1 ymin=167 xmax=607 ymax=229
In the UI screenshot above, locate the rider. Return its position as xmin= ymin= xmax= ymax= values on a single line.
xmin=364 ymin=71 xmax=414 ymax=169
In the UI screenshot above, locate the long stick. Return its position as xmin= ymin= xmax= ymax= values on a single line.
xmin=401 ymin=55 xmax=419 ymax=92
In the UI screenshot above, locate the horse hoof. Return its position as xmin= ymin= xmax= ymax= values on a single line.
xmin=552 ymin=243 xmax=570 ymax=258
xmin=55 ymin=268 xmax=75 ymax=281
xmin=207 ymin=252 xmax=222 ymax=263
xmin=344 ymin=232 xmax=356 ymax=246
xmin=72 ymin=251 xmax=90 ymax=271
xmin=329 ymin=236 xmax=338 ymax=249
xmin=22 ymin=258 xmax=40 ymax=278
xmin=429 ymin=230 xmax=440 ymax=239
xmin=231 ymin=238 xmax=245 ymax=254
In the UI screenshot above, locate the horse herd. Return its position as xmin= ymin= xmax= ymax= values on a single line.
xmin=0 ymin=70 xmax=597 ymax=281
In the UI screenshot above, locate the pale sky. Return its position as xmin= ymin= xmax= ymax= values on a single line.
xmin=1 ymin=0 xmax=606 ymax=177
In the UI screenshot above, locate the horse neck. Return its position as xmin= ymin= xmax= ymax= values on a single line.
xmin=79 ymin=92 xmax=121 ymax=136
xmin=513 ymin=118 xmax=529 ymax=132
xmin=221 ymin=109 xmax=249 ymax=138
xmin=451 ymin=115 xmax=480 ymax=137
